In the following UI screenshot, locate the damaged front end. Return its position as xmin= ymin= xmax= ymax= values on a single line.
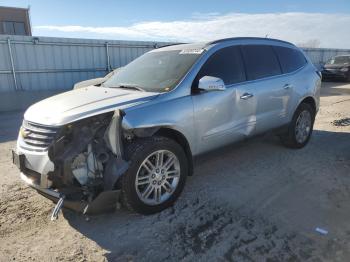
xmin=18 ymin=110 xmax=129 ymax=216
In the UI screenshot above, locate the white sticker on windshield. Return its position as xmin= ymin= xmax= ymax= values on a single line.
xmin=179 ymin=49 xmax=204 ymax=54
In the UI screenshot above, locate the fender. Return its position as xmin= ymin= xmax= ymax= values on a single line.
xmin=121 ymin=94 xmax=196 ymax=155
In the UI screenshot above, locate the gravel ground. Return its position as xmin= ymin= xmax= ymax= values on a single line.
xmin=1 ymin=82 xmax=350 ymax=261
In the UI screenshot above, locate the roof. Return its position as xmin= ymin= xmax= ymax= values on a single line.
xmin=151 ymin=42 xmax=207 ymax=52
xmin=206 ymin=37 xmax=295 ymax=47
xmin=154 ymin=37 xmax=295 ymax=52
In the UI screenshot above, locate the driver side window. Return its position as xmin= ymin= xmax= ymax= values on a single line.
xmin=193 ymin=46 xmax=246 ymax=89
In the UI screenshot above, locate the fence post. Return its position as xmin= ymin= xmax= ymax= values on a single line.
xmin=7 ymin=38 xmax=18 ymax=91
xmin=105 ymin=42 xmax=111 ymax=72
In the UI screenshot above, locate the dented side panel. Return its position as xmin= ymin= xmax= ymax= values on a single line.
xmin=191 ymin=86 xmax=256 ymax=154
xmin=122 ymin=95 xmax=197 ymax=154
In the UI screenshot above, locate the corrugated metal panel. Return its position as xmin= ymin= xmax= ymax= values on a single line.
xmin=0 ymin=35 xmax=171 ymax=92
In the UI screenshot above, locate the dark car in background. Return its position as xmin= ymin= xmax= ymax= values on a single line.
xmin=322 ymin=55 xmax=350 ymax=81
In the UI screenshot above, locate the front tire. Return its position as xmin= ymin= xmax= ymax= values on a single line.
xmin=281 ymin=103 xmax=315 ymax=148
xmin=121 ymin=136 xmax=188 ymax=214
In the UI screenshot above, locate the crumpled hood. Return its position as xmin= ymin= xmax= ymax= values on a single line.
xmin=24 ymin=86 xmax=158 ymax=126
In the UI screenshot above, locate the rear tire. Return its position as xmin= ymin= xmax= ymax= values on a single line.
xmin=121 ymin=136 xmax=188 ymax=214
xmin=280 ymin=103 xmax=315 ymax=149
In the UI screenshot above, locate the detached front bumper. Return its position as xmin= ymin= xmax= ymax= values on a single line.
xmin=14 ymin=145 xmax=54 ymax=187
xmin=13 ymin=146 xmax=87 ymax=212
xmin=19 ymin=172 xmax=88 ymax=213
xmin=13 ymin=148 xmax=120 ymax=215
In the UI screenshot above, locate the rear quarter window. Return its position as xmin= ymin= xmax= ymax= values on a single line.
xmin=241 ymin=45 xmax=282 ymax=81
xmin=273 ymin=46 xmax=307 ymax=73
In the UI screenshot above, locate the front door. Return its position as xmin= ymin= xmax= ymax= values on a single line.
xmin=191 ymin=45 xmax=256 ymax=154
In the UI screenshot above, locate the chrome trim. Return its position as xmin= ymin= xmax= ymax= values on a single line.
xmin=20 ymin=120 xmax=60 ymax=151
xmin=240 ymin=93 xmax=254 ymax=100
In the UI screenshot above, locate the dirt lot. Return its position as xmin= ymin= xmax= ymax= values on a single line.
xmin=1 ymin=82 xmax=350 ymax=261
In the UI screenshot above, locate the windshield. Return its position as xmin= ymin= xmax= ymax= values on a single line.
xmin=327 ymin=56 xmax=350 ymax=65
xmin=102 ymin=50 xmax=203 ymax=92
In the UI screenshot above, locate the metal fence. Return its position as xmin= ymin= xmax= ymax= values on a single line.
xmin=1 ymin=35 xmax=350 ymax=93
xmin=0 ymin=35 xmax=170 ymax=92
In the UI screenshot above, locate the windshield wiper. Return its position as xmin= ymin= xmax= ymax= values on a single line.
xmin=111 ymin=84 xmax=145 ymax=92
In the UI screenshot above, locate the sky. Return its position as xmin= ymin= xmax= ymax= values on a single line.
xmin=1 ymin=0 xmax=350 ymax=48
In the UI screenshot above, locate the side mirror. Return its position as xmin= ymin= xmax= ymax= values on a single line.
xmin=198 ymin=76 xmax=226 ymax=92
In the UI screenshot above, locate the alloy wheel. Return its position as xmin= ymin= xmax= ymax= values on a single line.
xmin=135 ymin=150 xmax=180 ymax=205
xmin=295 ymin=110 xmax=312 ymax=144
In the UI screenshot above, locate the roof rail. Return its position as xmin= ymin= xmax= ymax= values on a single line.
xmin=206 ymin=37 xmax=294 ymax=46
xmin=155 ymin=42 xmax=187 ymax=49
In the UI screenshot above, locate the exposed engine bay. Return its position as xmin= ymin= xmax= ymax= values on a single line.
xmin=46 ymin=110 xmax=129 ymax=215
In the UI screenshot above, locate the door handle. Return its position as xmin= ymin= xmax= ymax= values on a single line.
xmin=283 ymin=84 xmax=293 ymax=90
xmin=240 ymin=93 xmax=254 ymax=100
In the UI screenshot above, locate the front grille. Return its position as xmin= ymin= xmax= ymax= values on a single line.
xmin=21 ymin=121 xmax=60 ymax=150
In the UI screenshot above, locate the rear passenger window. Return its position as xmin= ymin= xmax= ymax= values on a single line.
xmin=241 ymin=45 xmax=281 ymax=80
xmin=196 ymin=46 xmax=246 ymax=85
xmin=274 ymin=46 xmax=307 ymax=73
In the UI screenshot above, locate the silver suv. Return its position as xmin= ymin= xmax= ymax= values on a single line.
xmin=13 ymin=37 xmax=321 ymax=215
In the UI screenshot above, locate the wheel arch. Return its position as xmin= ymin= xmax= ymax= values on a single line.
xmin=299 ymin=96 xmax=317 ymax=115
xmin=154 ymin=127 xmax=194 ymax=176
xmin=126 ymin=126 xmax=194 ymax=176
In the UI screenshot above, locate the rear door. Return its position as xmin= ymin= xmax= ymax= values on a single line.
xmin=273 ymin=46 xmax=308 ymax=120
xmin=240 ymin=45 xmax=287 ymax=133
